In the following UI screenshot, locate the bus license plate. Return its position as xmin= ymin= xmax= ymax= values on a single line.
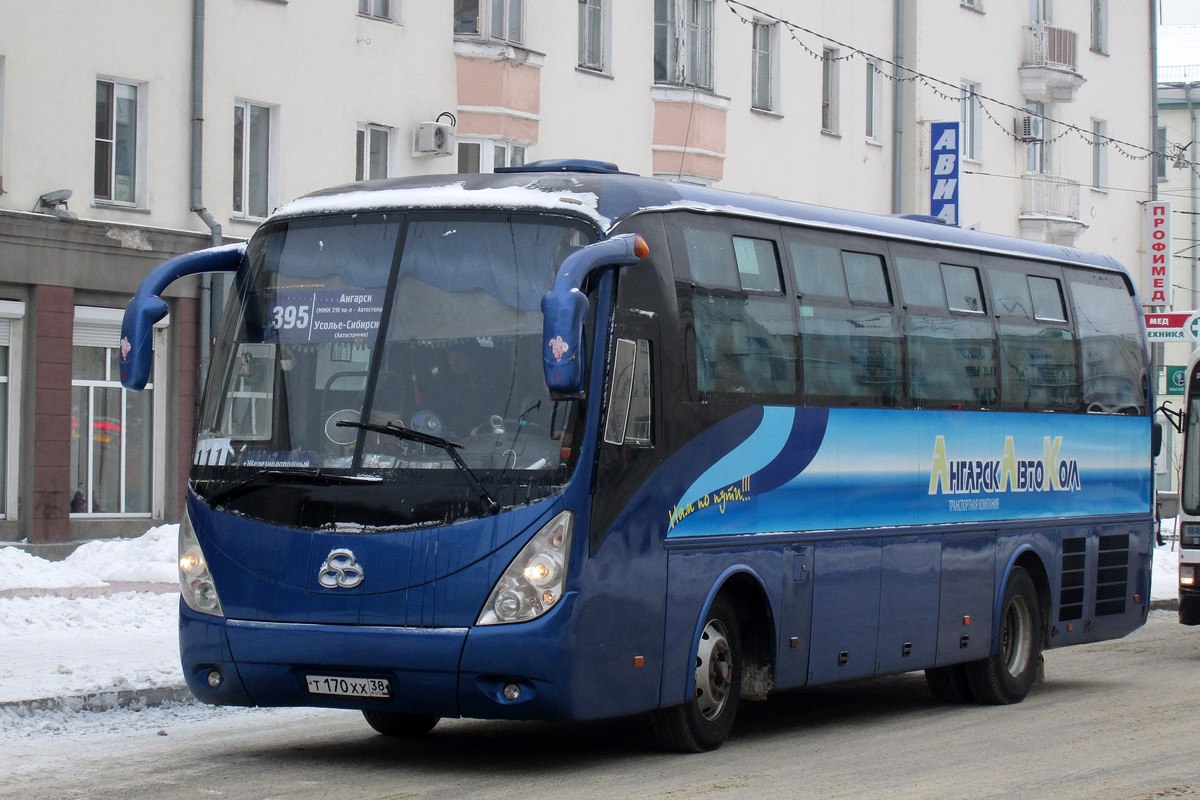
xmin=305 ymin=675 xmax=391 ymax=699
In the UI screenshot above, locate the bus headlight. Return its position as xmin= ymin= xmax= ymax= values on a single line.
xmin=179 ymin=511 xmax=224 ymax=617
xmin=477 ymin=511 xmax=572 ymax=626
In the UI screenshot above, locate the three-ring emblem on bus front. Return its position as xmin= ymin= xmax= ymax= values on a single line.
xmin=318 ymin=549 xmax=364 ymax=589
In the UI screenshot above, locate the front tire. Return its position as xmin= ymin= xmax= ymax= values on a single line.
xmin=965 ymin=567 xmax=1043 ymax=704
xmin=652 ymin=595 xmax=742 ymax=753
xmin=362 ymin=710 xmax=439 ymax=738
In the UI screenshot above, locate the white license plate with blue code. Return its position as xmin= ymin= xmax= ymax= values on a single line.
xmin=305 ymin=675 xmax=391 ymax=699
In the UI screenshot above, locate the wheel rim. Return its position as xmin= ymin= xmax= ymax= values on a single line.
xmin=694 ymin=618 xmax=733 ymax=721
xmin=1000 ymin=593 xmax=1032 ymax=677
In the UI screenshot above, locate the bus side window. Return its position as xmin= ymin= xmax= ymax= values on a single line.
xmin=786 ymin=235 xmax=903 ymax=408
xmin=895 ymin=252 xmax=996 ymax=410
xmin=603 ymin=338 xmax=652 ymax=446
xmin=1066 ymin=271 xmax=1147 ymax=415
xmin=988 ymin=265 xmax=1079 ymax=412
xmin=679 ymin=224 xmax=796 ymax=400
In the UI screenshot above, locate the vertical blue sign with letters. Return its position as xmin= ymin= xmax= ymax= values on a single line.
xmin=930 ymin=121 xmax=961 ymax=226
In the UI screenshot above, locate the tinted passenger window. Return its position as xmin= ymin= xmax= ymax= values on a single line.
xmin=787 ymin=232 xmax=903 ymax=407
xmin=988 ymin=266 xmax=1078 ymax=412
xmin=896 ymin=251 xmax=996 ymax=410
xmin=733 ymin=236 xmax=784 ymax=293
xmin=1068 ymin=272 xmax=1147 ymax=414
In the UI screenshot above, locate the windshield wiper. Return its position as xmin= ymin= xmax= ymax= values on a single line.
xmin=337 ymin=420 xmax=501 ymax=514
xmin=204 ymin=468 xmax=383 ymax=507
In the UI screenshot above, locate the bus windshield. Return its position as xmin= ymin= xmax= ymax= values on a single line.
xmin=192 ymin=211 xmax=596 ymax=528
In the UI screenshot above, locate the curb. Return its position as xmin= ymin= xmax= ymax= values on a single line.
xmin=1150 ymin=598 xmax=1180 ymax=612
xmin=0 ymin=685 xmax=193 ymax=716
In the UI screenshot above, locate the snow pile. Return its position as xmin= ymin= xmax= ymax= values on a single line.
xmin=0 ymin=523 xmax=178 ymax=591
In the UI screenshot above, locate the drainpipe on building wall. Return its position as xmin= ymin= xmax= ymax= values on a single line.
xmin=192 ymin=0 xmax=221 ymax=387
xmin=1185 ymin=84 xmax=1198 ymax=323
xmin=891 ymin=0 xmax=906 ymax=214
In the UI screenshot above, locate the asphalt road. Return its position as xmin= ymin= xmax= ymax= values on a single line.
xmin=2 ymin=610 xmax=1197 ymax=800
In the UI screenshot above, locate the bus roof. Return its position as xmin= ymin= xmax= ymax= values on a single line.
xmin=273 ymin=160 xmax=1130 ymax=277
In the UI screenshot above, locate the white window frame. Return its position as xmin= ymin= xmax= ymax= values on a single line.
xmin=1090 ymin=0 xmax=1107 ymax=54
xmin=0 ymin=301 xmax=25 ymax=520
xmin=94 ymin=77 xmax=147 ymax=207
xmin=455 ymin=0 xmax=524 ymax=45
xmin=233 ymin=99 xmax=277 ymax=220
xmin=356 ymin=124 xmax=391 ymax=181
xmin=1091 ymin=118 xmax=1108 ymax=190
xmin=960 ymin=81 xmax=981 ymax=161
xmin=1025 ymin=101 xmax=1050 ymax=175
xmin=71 ymin=306 xmax=168 ymax=519
xmin=655 ymin=0 xmax=715 ymax=91
xmin=866 ymin=60 xmax=883 ymax=141
xmin=358 ymin=0 xmax=397 ymax=22
xmin=751 ymin=19 xmax=779 ymax=112
xmin=457 ymin=137 xmax=527 ymax=174
xmin=1029 ymin=0 xmax=1052 ymax=23
xmin=578 ymin=0 xmax=611 ymax=73
xmin=821 ymin=48 xmax=840 ymax=135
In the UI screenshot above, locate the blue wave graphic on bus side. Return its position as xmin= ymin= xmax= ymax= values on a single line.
xmin=666 ymin=407 xmax=1151 ymax=537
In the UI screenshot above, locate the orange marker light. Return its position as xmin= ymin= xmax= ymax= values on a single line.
xmin=963 ymin=615 xmax=971 ymax=626
xmin=633 ymin=235 xmax=650 ymax=259
xmin=633 ymin=656 xmax=645 ymax=668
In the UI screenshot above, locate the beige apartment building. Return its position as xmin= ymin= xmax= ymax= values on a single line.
xmin=0 ymin=0 xmax=1161 ymax=548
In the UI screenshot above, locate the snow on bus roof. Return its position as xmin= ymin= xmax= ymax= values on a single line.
xmin=272 ymin=180 xmax=610 ymax=228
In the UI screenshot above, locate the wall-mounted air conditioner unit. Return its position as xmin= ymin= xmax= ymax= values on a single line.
xmin=414 ymin=122 xmax=456 ymax=156
xmin=1017 ymin=115 xmax=1043 ymax=143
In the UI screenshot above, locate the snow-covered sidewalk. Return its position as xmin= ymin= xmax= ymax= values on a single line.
xmin=0 ymin=523 xmax=1185 ymax=717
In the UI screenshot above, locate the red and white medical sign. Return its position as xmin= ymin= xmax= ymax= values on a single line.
xmin=1144 ymin=200 xmax=1173 ymax=307
xmin=1143 ymin=311 xmax=1200 ymax=341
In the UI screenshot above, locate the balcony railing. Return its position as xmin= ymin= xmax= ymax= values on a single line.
xmin=1021 ymin=173 xmax=1080 ymax=219
xmin=1020 ymin=24 xmax=1085 ymax=103
xmin=1024 ymin=24 xmax=1078 ymax=71
xmin=1019 ymin=174 xmax=1085 ymax=245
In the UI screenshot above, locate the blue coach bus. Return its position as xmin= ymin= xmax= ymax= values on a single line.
xmin=122 ymin=160 xmax=1155 ymax=752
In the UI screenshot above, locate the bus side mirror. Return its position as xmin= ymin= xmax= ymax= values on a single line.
xmin=541 ymin=233 xmax=648 ymax=396
xmin=120 ymin=243 xmax=246 ymax=390
xmin=1153 ymin=421 xmax=1164 ymax=459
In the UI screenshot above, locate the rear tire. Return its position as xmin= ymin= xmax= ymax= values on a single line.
xmin=652 ymin=595 xmax=742 ymax=753
xmin=924 ymin=663 xmax=975 ymax=703
xmin=362 ymin=710 xmax=439 ymax=738
xmin=965 ymin=567 xmax=1043 ymax=704
xmin=1180 ymin=595 xmax=1200 ymax=626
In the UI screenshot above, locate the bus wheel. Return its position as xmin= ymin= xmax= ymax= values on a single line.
xmin=362 ymin=711 xmax=439 ymax=737
xmin=1180 ymin=595 xmax=1200 ymax=626
xmin=652 ymin=596 xmax=742 ymax=753
xmin=924 ymin=664 xmax=974 ymax=703
xmin=965 ymin=567 xmax=1043 ymax=704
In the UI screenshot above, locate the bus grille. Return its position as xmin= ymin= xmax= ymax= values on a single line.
xmin=1058 ymin=537 xmax=1086 ymax=622
xmin=1094 ymin=533 xmax=1130 ymax=617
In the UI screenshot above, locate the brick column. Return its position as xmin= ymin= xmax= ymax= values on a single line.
xmin=30 ymin=285 xmax=74 ymax=543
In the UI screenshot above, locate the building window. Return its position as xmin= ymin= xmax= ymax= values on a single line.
xmin=751 ymin=20 xmax=777 ymax=111
xmin=655 ymin=0 xmax=715 ymax=90
xmin=71 ymin=308 xmax=160 ymax=517
xmin=1091 ymin=118 xmax=1107 ymax=189
xmin=94 ymin=79 xmax=141 ymax=204
xmin=865 ymin=61 xmax=883 ymax=140
xmin=455 ymin=0 xmax=523 ymax=44
xmin=578 ymin=0 xmax=608 ymax=72
xmin=961 ymin=0 xmax=983 ymax=10
xmin=233 ymin=100 xmax=274 ymax=219
xmin=1025 ymin=101 xmax=1049 ymax=174
xmin=0 ymin=301 xmax=23 ymax=520
xmin=960 ymin=81 xmax=981 ymax=160
xmin=358 ymin=0 xmax=394 ymax=21
xmin=457 ymin=138 xmax=526 ymax=173
xmin=821 ymin=48 xmax=840 ymax=134
xmin=1029 ymin=0 xmax=1052 ymax=23
xmin=356 ymin=124 xmax=390 ymax=181
xmin=1090 ymin=0 xmax=1107 ymax=53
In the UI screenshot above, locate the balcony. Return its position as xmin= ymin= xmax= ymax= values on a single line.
xmin=1019 ymin=24 xmax=1086 ymax=103
xmin=1018 ymin=174 xmax=1087 ymax=246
